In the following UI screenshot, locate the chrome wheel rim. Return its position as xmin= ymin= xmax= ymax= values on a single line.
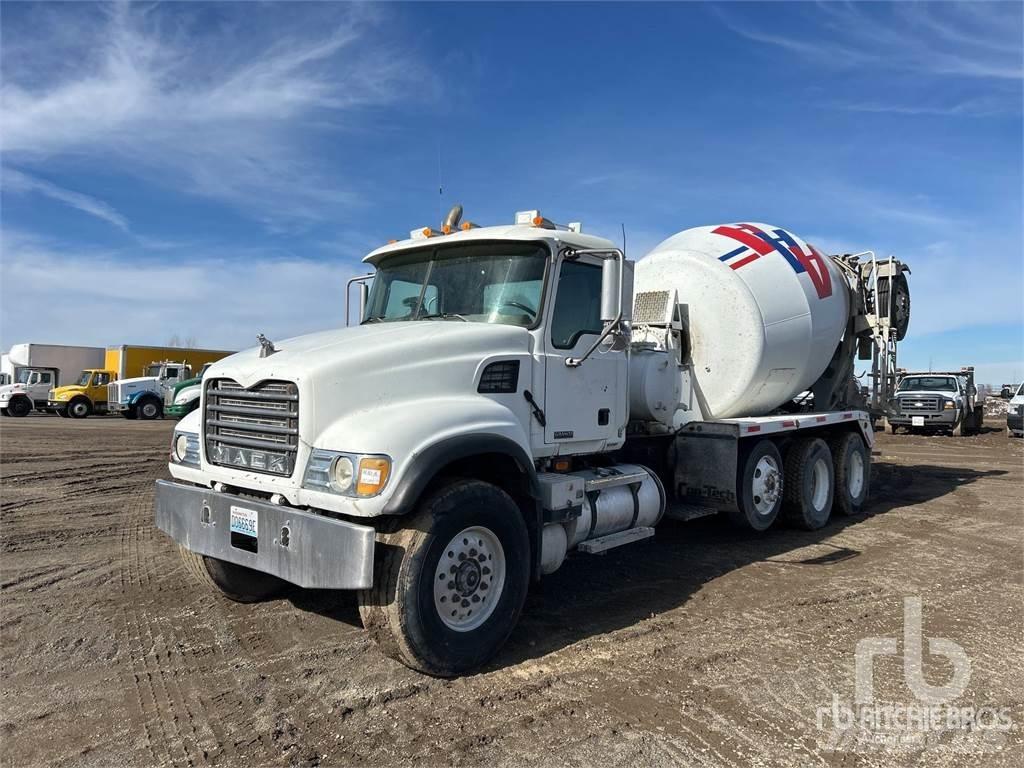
xmin=71 ymin=402 xmax=87 ymax=416
xmin=751 ymin=455 xmax=781 ymax=516
xmin=433 ymin=526 xmax=505 ymax=632
xmin=142 ymin=403 xmax=157 ymax=417
xmin=848 ymin=451 xmax=865 ymax=499
xmin=811 ymin=457 xmax=830 ymax=511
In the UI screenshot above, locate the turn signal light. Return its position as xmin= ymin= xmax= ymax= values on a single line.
xmin=357 ymin=457 xmax=391 ymax=496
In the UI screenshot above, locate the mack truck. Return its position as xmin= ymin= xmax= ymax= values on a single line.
xmin=156 ymin=207 xmax=911 ymax=676
xmin=889 ymin=367 xmax=984 ymax=436
xmin=0 ymin=343 xmax=105 ymax=417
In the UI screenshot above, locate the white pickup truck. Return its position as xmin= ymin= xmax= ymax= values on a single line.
xmin=889 ymin=368 xmax=984 ymax=436
xmin=156 ymin=207 xmax=909 ymax=675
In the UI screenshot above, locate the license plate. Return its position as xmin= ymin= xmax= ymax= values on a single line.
xmin=912 ymin=416 xmax=925 ymax=426
xmin=229 ymin=505 xmax=258 ymax=538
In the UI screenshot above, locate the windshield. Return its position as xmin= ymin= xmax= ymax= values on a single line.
xmin=898 ymin=376 xmax=958 ymax=392
xmin=1017 ymin=383 xmax=1024 ymax=397
xmin=77 ymin=371 xmax=93 ymax=386
xmin=145 ymin=364 xmax=163 ymax=377
xmin=15 ymin=369 xmax=34 ymax=384
xmin=364 ymin=242 xmax=548 ymax=327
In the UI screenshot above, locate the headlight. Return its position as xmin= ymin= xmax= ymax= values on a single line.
xmin=332 ymin=456 xmax=355 ymax=491
xmin=171 ymin=431 xmax=200 ymax=466
xmin=943 ymin=400 xmax=956 ymax=410
xmin=303 ymin=450 xmax=391 ymax=497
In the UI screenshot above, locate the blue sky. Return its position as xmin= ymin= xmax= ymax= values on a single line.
xmin=2 ymin=1 xmax=1022 ymax=384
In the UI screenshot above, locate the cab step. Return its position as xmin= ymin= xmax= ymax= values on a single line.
xmin=578 ymin=526 xmax=654 ymax=554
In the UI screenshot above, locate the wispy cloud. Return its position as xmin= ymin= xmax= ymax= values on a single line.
xmin=0 ymin=230 xmax=362 ymax=349
xmin=0 ymin=3 xmax=425 ymax=230
xmin=833 ymin=97 xmax=1012 ymax=119
xmin=2 ymin=168 xmax=130 ymax=231
xmin=717 ymin=2 xmax=1023 ymax=81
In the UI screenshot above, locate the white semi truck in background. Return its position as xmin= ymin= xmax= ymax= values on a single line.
xmin=157 ymin=207 xmax=911 ymax=676
xmin=0 ymin=343 xmax=105 ymax=417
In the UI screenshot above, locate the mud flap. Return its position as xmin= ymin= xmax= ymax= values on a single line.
xmin=672 ymin=426 xmax=740 ymax=514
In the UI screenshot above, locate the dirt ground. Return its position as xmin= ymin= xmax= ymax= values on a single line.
xmin=2 ymin=415 xmax=1022 ymax=767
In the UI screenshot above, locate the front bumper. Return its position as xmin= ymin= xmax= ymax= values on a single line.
xmin=47 ymin=400 xmax=70 ymax=409
xmin=155 ymin=480 xmax=376 ymax=589
xmin=165 ymin=403 xmax=196 ymax=418
xmin=889 ymin=410 xmax=958 ymax=427
xmin=1008 ymin=412 xmax=1023 ymax=433
xmin=108 ymin=402 xmax=130 ymax=413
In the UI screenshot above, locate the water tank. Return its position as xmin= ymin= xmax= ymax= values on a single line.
xmin=634 ymin=223 xmax=851 ymax=418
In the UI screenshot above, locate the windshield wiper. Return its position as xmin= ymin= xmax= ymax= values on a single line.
xmin=362 ymin=316 xmax=385 ymax=324
xmin=419 ymin=312 xmax=468 ymax=322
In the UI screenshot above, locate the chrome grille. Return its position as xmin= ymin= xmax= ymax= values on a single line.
xmin=205 ymin=379 xmax=299 ymax=476
xmin=898 ymin=395 xmax=941 ymax=414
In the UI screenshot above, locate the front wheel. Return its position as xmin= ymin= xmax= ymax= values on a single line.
xmin=179 ymin=547 xmax=284 ymax=603
xmin=67 ymin=397 xmax=92 ymax=419
xmin=358 ymin=479 xmax=530 ymax=677
xmin=6 ymin=397 xmax=31 ymax=417
xmin=783 ymin=438 xmax=834 ymax=530
xmin=137 ymin=398 xmax=162 ymax=420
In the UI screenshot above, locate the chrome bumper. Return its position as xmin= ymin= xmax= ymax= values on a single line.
xmin=890 ymin=411 xmax=957 ymax=425
xmin=155 ymin=480 xmax=376 ymax=589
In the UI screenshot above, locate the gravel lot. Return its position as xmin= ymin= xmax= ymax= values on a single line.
xmin=2 ymin=415 xmax=1022 ymax=767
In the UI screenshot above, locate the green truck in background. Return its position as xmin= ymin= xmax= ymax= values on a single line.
xmin=164 ymin=363 xmax=211 ymax=419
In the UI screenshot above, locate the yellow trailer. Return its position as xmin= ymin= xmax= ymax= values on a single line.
xmin=49 ymin=345 xmax=234 ymax=419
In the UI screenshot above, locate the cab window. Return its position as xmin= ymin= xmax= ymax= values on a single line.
xmin=94 ymin=373 xmax=111 ymax=386
xmin=550 ymin=260 xmax=603 ymax=349
xmin=38 ymin=372 xmax=53 ymax=385
xmin=165 ymin=367 xmax=180 ymax=379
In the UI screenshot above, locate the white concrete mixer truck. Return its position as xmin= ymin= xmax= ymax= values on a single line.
xmin=156 ymin=206 xmax=910 ymax=676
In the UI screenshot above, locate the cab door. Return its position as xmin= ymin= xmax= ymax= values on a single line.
xmin=541 ymin=257 xmax=627 ymax=454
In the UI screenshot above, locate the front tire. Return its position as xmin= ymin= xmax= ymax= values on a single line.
xmin=137 ymin=397 xmax=162 ymax=420
xmin=179 ymin=547 xmax=284 ymax=603
xmin=358 ymin=479 xmax=530 ymax=677
xmin=67 ymin=397 xmax=92 ymax=419
xmin=6 ymin=396 xmax=31 ymax=417
xmin=829 ymin=432 xmax=870 ymax=516
xmin=728 ymin=439 xmax=783 ymax=531
xmin=783 ymin=438 xmax=834 ymax=530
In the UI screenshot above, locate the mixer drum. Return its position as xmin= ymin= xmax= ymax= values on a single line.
xmin=634 ymin=223 xmax=851 ymax=419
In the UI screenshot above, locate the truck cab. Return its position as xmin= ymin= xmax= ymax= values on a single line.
xmin=0 ymin=368 xmax=58 ymax=417
xmin=49 ymin=369 xmax=116 ymax=418
xmin=108 ymin=361 xmax=195 ymax=420
xmin=165 ymin=363 xmax=212 ymax=419
xmin=890 ymin=368 xmax=983 ymax=435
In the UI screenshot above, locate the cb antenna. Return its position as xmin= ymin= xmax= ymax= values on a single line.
xmin=437 ymin=138 xmax=444 ymax=222
xmin=621 ymin=223 xmax=627 ymax=258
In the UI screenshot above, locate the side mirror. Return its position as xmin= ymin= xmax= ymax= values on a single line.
xmin=601 ymin=257 xmax=621 ymax=322
xmin=566 ymin=248 xmax=625 ymax=367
